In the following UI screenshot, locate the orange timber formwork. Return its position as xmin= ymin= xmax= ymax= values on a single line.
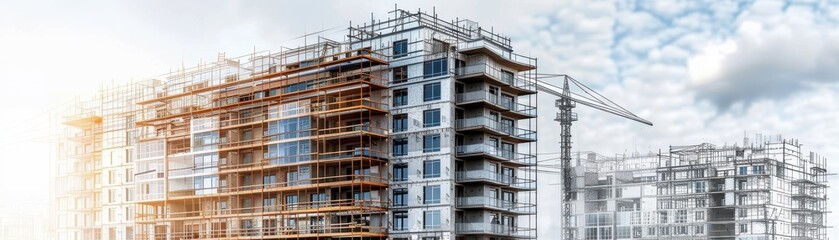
xmin=133 ymin=42 xmax=392 ymax=239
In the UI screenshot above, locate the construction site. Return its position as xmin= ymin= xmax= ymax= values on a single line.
xmin=52 ymin=7 xmax=537 ymax=240
xmin=47 ymin=6 xmax=830 ymax=240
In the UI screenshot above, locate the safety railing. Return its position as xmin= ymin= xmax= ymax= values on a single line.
xmin=135 ymin=223 xmax=387 ymax=239
xmin=216 ymin=148 xmax=386 ymax=171
xmin=137 ymin=199 xmax=387 ymax=221
xmin=456 ymin=196 xmax=536 ymax=214
xmin=317 ymin=122 xmax=388 ymax=137
xmin=455 ymin=223 xmax=536 ymax=238
xmin=455 ymin=63 xmax=512 ymax=86
xmin=455 ymin=117 xmax=536 ymax=141
xmin=455 ymin=170 xmax=536 ymax=190
xmin=455 ymin=144 xmax=536 ymax=165
xmin=455 ymin=117 xmax=504 ymax=133
xmin=505 ymin=101 xmax=536 ymax=117
xmin=456 ymin=90 xmax=504 ymax=107
xmin=458 ymin=38 xmax=537 ymax=68
xmin=162 ymin=174 xmax=388 ymax=198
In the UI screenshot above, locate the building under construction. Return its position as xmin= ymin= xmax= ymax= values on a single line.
xmin=51 ymin=80 xmax=159 ymax=240
xmin=567 ymin=136 xmax=828 ymax=240
xmin=51 ymin=7 xmax=537 ymax=240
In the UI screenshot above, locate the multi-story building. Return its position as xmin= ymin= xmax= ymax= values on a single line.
xmin=52 ymin=81 xmax=158 ymax=240
xmin=348 ymin=9 xmax=538 ymax=240
xmin=568 ymin=137 xmax=828 ymax=240
xmin=54 ymin=96 xmax=104 ymax=240
xmin=51 ymin=8 xmax=538 ymax=240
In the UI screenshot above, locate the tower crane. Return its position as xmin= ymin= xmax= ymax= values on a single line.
xmin=535 ymin=74 xmax=653 ymax=240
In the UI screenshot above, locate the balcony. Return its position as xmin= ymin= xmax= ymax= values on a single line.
xmin=455 ymin=91 xmax=536 ymax=120
xmin=455 ymin=117 xmax=506 ymax=136
xmin=455 ymin=144 xmax=535 ymax=166
xmin=506 ymin=76 xmax=537 ymax=95
xmin=455 ymin=170 xmax=535 ymax=190
xmin=455 ymin=64 xmax=513 ymax=87
xmin=455 ymin=117 xmax=536 ymax=143
xmin=317 ymin=122 xmax=388 ymax=140
xmin=504 ymin=101 xmax=537 ymax=119
xmin=505 ymin=126 xmax=537 ymax=143
xmin=457 ymin=196 xmax=535 ymax=214
xmin=456 ymin=223 xmax=535 ymax=239
xmin=455 ymin=91 xmax=508 ymax=111
xmin=458 ymin=38 xmax=537 ymax=71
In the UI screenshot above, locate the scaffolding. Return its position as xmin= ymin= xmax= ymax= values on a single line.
xmin=50 ymin=7 xmax=539 ymax=240
xmin=132 ymin=38 xmax=391 ymax=239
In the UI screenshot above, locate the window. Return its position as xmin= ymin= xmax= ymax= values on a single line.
xmin=285 ymin=195 xmax=298 ymax=210
xmin=675 ymin=226 xmax=687 ymax=235
xmin=695 ymin=211 xmax=705 ymax=221
xmin=393 ymin=89 xmax=408 ymax=107
xmin=393 ymin=114 xmax=407 ymax=132
xmin=695 ymin=181 xmax=705 ymax=193
xmin=423 ymin=58 xmax=448 ymax=78
xmin=393 ymin=163 xmax=408 ymax=181
xmin=739 ymin=166 xmax=748 ymax=175
xmin=424 ymin=185 xmax=441 ymax=204
xmin=586 ymin=228 xmax=597 ymax=240
xmin=617 ymin=226 xmax=631 ymax=239
xmin=263 ymin=197 xmax=277 ymax=211
xmin=423 ymin=134 xmax=441 ymax=153
xmin=423 ymin=160 xmax=441 ymax=178
xmin=394 ymin=211 xmax=408 ymax=230
xmin=423 ymin=109 xmax=441 ymax=127
xmin=393 ymin=40 xmax=408 ymax=58
xmin=753 ymin=165 xmax=765 ymax=174
xmin=393 ymin=188 xmax=407 ymax=207
xmin=242 ymin=198 xmax=253 ymax=213
xmin=423 ymin=82 xmax=441 ymax=101
xmin=393 ymin=138 xmax=408 ymax=156
xmin=263 ymin=174 xmax=277 ymax=188
xmin=311 ymin=193 xmax=326 ymax=207
xmin=431 ymin=39 xmax=448 ymax=54
xmin=424 ymin=210 xmax=441 ymax=229
xmin=287 ymin=171 xmax=298 ymax=186
xmin=739 ymin=224 xmax=748 ymax=233
xmin=675 ymin=210 xmax=687 ymax=223
xmin=501 ymin=70 xmax=514 ymax=83
xmin=393 ymin=66 xmax=408 ymax=84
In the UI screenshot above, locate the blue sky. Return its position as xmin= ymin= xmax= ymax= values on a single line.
xmin=0 ymin=0 xmax=838 ymax=238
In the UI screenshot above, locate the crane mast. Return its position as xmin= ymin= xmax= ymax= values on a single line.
xmin=536 ymin=74 xmax=652 ymax=240
xmin=555 ymin=77 xmax=577 ymax=240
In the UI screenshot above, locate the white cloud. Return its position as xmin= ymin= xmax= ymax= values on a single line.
xmin=688 ymin=17 xmax=839 ymax=109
